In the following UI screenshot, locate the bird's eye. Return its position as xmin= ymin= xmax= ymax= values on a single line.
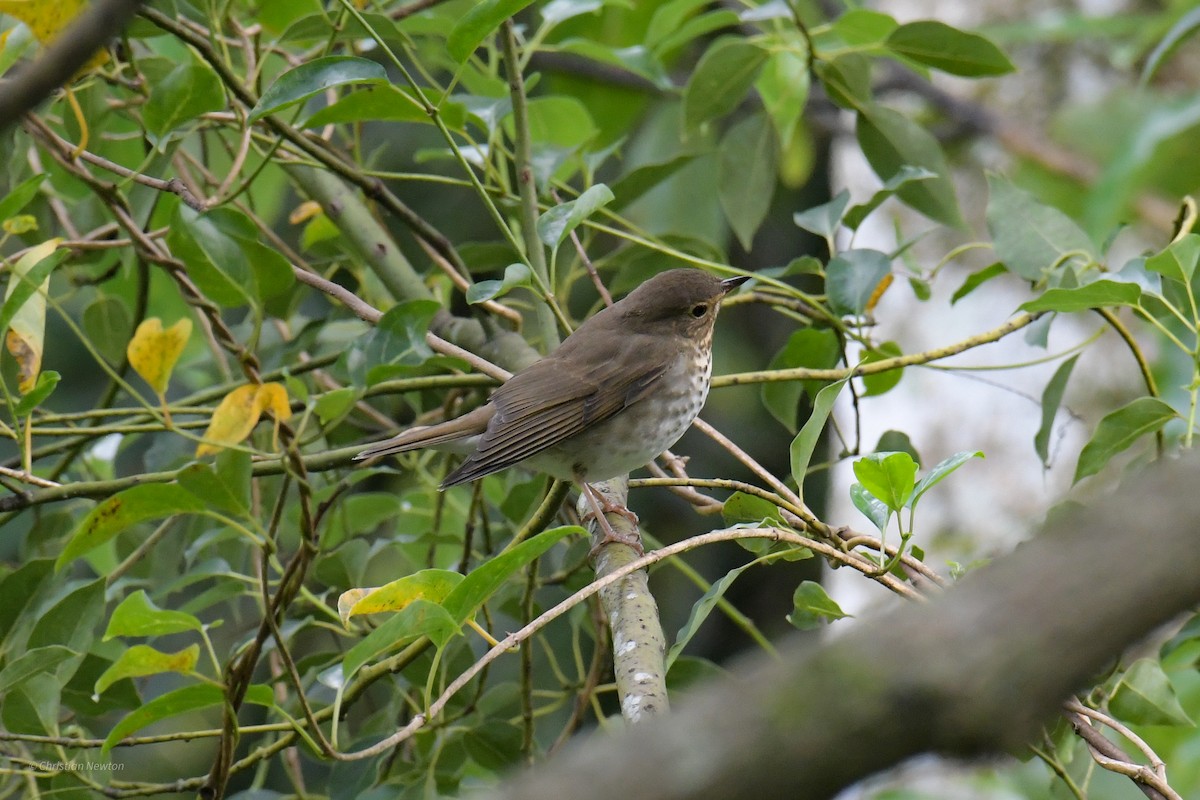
xmin=690 ymin=304 xmax=707 ymax=318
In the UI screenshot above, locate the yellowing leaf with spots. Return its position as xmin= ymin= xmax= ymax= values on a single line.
xmin=0 ymin=0 xmax=109 ymax=71
xmin=3 ymin=239 xmax=59 ymax=393
xmin=196 ymin=382 xmax=291 ymax=456
xmin=94 ymin=644 xmax=200 ymax=695
xmin=127 ymin=318 xmax=191 ymax=396
xmin=340 ymin=570 xmax=464 ymax=627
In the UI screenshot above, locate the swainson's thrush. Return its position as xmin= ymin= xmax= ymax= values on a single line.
xmin=356 ymin=268 xmax=749 ymax=546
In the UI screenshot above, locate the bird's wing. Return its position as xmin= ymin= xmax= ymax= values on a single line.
xmin=441 ymin=335 xmax=669 ymax=486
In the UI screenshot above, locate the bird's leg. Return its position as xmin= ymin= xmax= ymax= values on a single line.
xmin=578 ymin=481 xmax=643 ymax=555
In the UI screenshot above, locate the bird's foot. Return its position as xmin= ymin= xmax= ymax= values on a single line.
xmin=579 ymin=482 xmax=643 ymax=556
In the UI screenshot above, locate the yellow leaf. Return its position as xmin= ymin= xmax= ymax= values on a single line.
xmin=2 ymin=215 xmax=36 ymax=235
xmin=126 ymin=317 xmax=191 ymax=396
xmin=3 ymin=239 xmax=59 ymax=393
xmin=0 ymin=0 xmax=109 ymax=71
xmin=197 ymin=384 xmax=260 ymax=457
xmin=865 ymin=273 xmax=894 ymax=314
xmin=337 ymin=587 xmax=378 ymax=628
xmin=255 ymin=382 xmax=291 ymax=421
xmin=344 ymin=570 xmax=463 ymax=623
xmin=196 ymin=382 xmax=291 ymax=456
xmin=287 ymin=200 xmax=321 ymax=225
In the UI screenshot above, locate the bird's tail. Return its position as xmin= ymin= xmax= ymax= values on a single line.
xmin=354 ymin=404 xmax=493 ymax=461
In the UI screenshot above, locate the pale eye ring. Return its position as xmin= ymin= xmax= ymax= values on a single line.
xmin=690 ymin=304 xmax=707 ymax=318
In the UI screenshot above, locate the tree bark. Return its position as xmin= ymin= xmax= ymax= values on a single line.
xmin=483 ymin=457 xmax=1200 ymax=800
xmin=0 ymin=0 xmax=144 ymax=130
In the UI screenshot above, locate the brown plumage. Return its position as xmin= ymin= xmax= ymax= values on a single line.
xmin=356 ymin=269 xmax=748 ymax=490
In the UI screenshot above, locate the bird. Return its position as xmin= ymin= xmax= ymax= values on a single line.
xmin=356 ymin=268 xmax=750 ymax=549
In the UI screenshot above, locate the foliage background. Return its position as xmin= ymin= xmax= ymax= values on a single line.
xmin=0 ymin=0 xmax=1199 ymax=798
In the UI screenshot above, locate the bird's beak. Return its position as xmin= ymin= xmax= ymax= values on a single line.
xmin=720 ymin=275 xmax=751 ymax=294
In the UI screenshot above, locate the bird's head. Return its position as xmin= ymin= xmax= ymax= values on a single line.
xmin=618 ymin=269 xmax=749 ymax=338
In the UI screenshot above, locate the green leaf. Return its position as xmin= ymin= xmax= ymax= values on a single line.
xmin=447 ymin=0 xmax=537 ymax=62
xmin=649 ymin=2 xmax=738 ymax=57
xmin=986 ymin=174 xmax=1095 ymax=280
xmin=875 ymin=430 xmax=921 ymax=464
xmin=177 ymin=458 xmax=250 ymax=517
xmin=1140 ymin=7 xmax=1200 ymax=87
xmin=12 ymin=370 xmax=59 ymax=415
xmin=667 ymin=560 xmax=758 ymax=670
xmin=860 ymin=342 xmax=902 ymax=396
xmin=787 ymin=581 xmax=849 ymax=630
xmin=826 ymin=249 xmax=892 ymax=315
xmin=351 ymin=299 xmax=441 ymax=386
xmin=951 ymin=262 xmax=1006 ymax=305
xmin=104 ymin=590 xmax=204 ymax=640
xmin=793 ymin=190 xmax=850 ymax=241
xmin=441 ymin=526 xmax=580 ymax=631
xmin=94 ymin=644 xmax=199 ymax=696
xmin=610 ymin=154 xmax=700 ymax=210
xmin=1019 ymin=279 xmax=1142 ymax=313
xmin=342 ymin=599 xmax=458 ymax=679
xmin=4 ymin=673 xmax=59 ymax=734
xmin=756 ymin=48 xmax=809 ymax=150
xmin=314 ymin=386 xmax=359 ymax=425
xmin=1109 ymin=658 xmax=1193 ymax=726
xmin=856 ymin=103 xmax=963 ymax=227
xmin=886 ymin=21 xmax=1014 ymax=77
xmin=813 ymin=54 xmax=872 ymax=110
xmin=466 ymin=263 xmax=532 ymax=305
xmin=237 ymin=235 xmax=295 ymax=301
xmin=718 ymin=112 xmax=778 ymax=251
xmin=852 ymin=451 xmax=917 ymax=513
xmin=57 ymin=484 xmax=206 ymax=569
xmin=166 ymin=206 xmax=252 ymax=308
xmin=464 ymin=720 xmax=525 ymax=771
xmin=761 ymin=328 xmax=841 ymax=433
xmin=29 ymin=578 xmax=105 ymax=656
xmin=1145 ymin=233 xmax=1200 ymax=286
xmin=1035 ymin=356 xmax=1079 ymax=466
xmin=645 ymin=0 xmax=710 ymax=49
xmin=1074 ymin=397 xmax=1176 ymax=483
xmin=850 ymin=483 xmax=890 ymax=532
xmin=83 ymin=295 xmax=132 ymax=364
xmin=832 ymin=9 xmax=898 ymax=46
xmin=536 ymin=184 xmax=614 ymax=249
xmin=249 ymin=56 xmax=387 ymax=121
xmin=0 ymin=174 xmax=47 ymax=221
xmin=102 ymin=684 xmax=224 ymax=755
xmin=0 ymin=559 xmax=52 ymax=643
xmin=302 ymin=85 xmax=467 ymax=130
xmin=843 ymin=166 xmax=936 ymax=230
xmin=683 ymin=37 xmax=768 ymax=129
xmin=910 ymin=450 xmax=983 ymax=511
xmin=0 ymin=646 xmax=76 ymax=694
xmin=790 ymin=378 xmax=849 ymax=494
xmin=721 ymin=491 xmax=787 ymax=529
xmin=143 ymin=58 xmax=225 ymax=138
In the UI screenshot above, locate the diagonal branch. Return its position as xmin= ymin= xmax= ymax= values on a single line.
xmin=479 ymin=456 xmax=1200 ymax=800
xmin=0 ymin=0 xmax=143 ymax=131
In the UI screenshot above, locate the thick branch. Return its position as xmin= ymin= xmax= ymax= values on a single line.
xmin=483 ymin=457 xmax=1200 ymax=800
xmin=0 ymin=0 xmax=143 ymax=130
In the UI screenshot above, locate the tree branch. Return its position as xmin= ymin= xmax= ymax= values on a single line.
xmin=0 ymin=0 xmax=143 ymax=131
xmin=481 ymin=456 xmax=1200 ymax=800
